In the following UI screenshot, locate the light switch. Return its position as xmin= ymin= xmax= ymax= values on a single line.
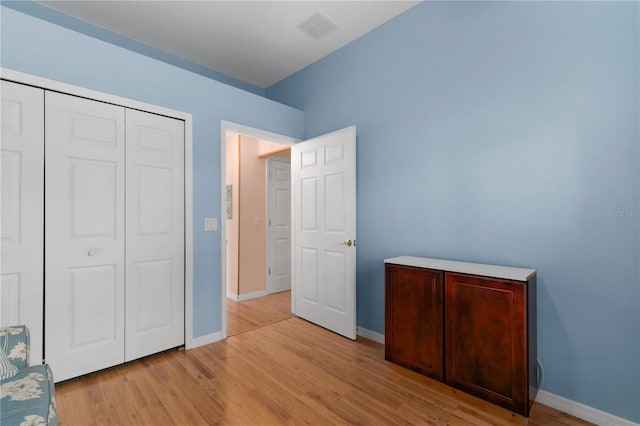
xmin=204 ymin=217 xmax=218 ymax=231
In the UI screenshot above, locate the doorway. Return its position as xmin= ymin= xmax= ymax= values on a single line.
xmin=221 ymin=122 xmax=358 ymax=341
xmin=221 ymin=122 xmax=298 ymax=337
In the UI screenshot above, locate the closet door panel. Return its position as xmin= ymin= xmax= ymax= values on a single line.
xmin=45 ymin=91 xmax=125 ymax=382
xmin=0 ymin=81 xmax=44 ymax=365
xmin=125 ymin=109 xmax=184 ymax=361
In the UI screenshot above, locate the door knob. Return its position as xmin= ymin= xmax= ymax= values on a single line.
xmin=88 ymin=249 xmax=96 ymax=257
xmin=342 ymin=239 xmax=352 ymax=247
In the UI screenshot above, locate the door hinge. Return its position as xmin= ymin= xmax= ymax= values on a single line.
xmin=269 ymin=219 xmax=271 ymax=226
xmin=268 ymin=268 xmax=271 ymax=275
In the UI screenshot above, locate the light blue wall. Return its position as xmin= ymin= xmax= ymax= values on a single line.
xmin=1 ymin=6 xmax=304 ymax=338
xmin=1 ymin=1 xmax=266 ymax=96
xmin=268 ymin=1 xmax=640 ymax=422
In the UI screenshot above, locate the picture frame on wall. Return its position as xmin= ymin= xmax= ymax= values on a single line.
xmin=226 ymin=184 xmax=233 ymax=219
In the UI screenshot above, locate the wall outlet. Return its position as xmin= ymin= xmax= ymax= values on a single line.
xmin=204 ymin=217 xmax=218 ymax=231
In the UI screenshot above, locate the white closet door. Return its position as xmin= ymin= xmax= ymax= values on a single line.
xmin=1 ymin=81 xmax=44 ymax=365
xmin=125 ymin=109 xmax=184 ymax=361
xmin=45 ymin=91 xmax=126 ymax=382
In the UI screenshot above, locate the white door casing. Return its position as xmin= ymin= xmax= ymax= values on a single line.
xmin=0 ymin=81 xmax=45 ymax=365
xmin=45 ymin=92 xmax=126 ymax=381
xmin=266 ymin=158 xmax=291 ymax=294
xmin=291 ymin=126 xmax=356 ymax=339
xmin=125 ymin=109 xmax=185 ymax=362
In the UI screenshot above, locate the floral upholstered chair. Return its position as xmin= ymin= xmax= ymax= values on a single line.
xmin=0 ymin=326 xmax=57 ymax=426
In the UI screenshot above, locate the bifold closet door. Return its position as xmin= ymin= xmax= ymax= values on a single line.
xmin=1 ymin=81 xmax=44 ymax=365
xmin=125 ymin=109 xmax=184 ymax=362
xmin=45 ymin=92 xmax=126 ymax=382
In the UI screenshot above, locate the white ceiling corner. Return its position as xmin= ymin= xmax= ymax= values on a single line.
xmin=36 ymin=1 xmax=421 ymax=89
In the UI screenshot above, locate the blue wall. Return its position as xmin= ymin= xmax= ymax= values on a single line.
xmin=1 ymin=6 xmax=304 ymax=338
xmin=268 ymin=1 xmax=640 ymax=422
xmin=1 ymin=1 xmax=266 ymax=96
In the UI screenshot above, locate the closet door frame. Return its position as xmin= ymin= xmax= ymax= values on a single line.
xmin=0 ymin=68 xmax=197 ymax=351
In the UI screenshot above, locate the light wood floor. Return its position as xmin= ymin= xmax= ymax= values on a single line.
xmin=226 ymin=290 xmax=293 ymax=336
xmin=55 ymin=301 xmax=593 ymax=425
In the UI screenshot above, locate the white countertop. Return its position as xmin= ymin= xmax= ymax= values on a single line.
xmin=384 ymin=256 xmax=536 ymax=282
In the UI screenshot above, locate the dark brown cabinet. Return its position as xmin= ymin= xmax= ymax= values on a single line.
xmin=385 ymin=265 xmax=443 ymax=381
xmin=384 ymin=257 xmax=537 ymax=416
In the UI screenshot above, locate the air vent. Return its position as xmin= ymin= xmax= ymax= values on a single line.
xmin=298 ymin=11 xmax=338 ymax=41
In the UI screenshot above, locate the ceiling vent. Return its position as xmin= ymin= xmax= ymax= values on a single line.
xmin=298 ymin=11 xmax=338 ymax=41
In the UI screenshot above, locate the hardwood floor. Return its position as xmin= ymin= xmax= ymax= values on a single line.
xmin=55 ymin=314 xmax=593 ymax=425
xmin=226 ymin=290 xmax=293 ymax=336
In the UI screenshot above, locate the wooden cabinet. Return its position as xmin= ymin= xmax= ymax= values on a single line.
xmin=384 ymin=257 xmax=537 ymax=417
xmin=385 ymin=265 xmax=443 ymax=381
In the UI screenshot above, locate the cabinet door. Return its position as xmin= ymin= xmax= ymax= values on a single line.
xmin=445 ymin=272 xmax=528 ymax=415
xmin=385 ymin=265 xmax=443 ymax=381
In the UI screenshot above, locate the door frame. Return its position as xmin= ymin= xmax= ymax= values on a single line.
xmin=0 ymin=68 xmax=197 ymax=350
xmin=220 ymin=121 xmax=299 ymax=339
xmin=265 ymin=156 xmax=292 ymax=295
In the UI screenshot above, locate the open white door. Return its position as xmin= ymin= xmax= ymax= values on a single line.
xmin=291 ymin=126 xmax=356 ymax=339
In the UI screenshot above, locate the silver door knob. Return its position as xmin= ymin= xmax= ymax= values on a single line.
xmin=88 ymin=249 xmax=96 ymax=256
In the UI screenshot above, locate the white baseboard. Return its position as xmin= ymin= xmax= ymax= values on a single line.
xmin=536 ymin=390 xmax=639 ymax=426
xmin=227 ymin=290 xmax=267 ymax=302
xmin=356 ymin=327 xmax=384 ymax=344
xmin=237 ymin=290 xmax=266 ymax=301
xmin=186 ymin=331 xmax=222 ymax=350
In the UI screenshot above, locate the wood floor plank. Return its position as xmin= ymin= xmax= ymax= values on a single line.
xmin=227 ymin=290 xmax=293 ymax=336
xmin=55 ymin=298 xmax=593 ymax=426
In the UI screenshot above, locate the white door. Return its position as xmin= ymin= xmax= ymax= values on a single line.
xmin=291 ymin=126 xmax=356 ymax=339
xmin=125 ymin=109 xmax=184 ymax=361
xmin=1 ymin=81 xmax=44 ymax=365
xmin=45 ymin=92 xmax=126 ymax=381
xmin=266 ymin=158 xmax=291 ymax=294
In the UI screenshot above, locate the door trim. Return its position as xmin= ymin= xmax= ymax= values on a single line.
xmin=0 ymin=68 xmax=196 ymax=350
xmin=220 ymin=121 xmax=299 ymax=339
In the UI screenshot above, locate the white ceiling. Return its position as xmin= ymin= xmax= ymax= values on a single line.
xmin=37 ymin=1 xmax=421 ymax=89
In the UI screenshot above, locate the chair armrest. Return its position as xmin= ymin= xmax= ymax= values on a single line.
xmin=1 ymin=325 xmax=30 ymax=370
